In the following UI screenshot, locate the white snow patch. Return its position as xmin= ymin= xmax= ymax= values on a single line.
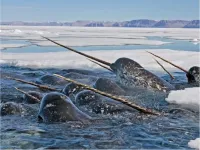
xmin=166 ymin=87 xmax=200 ymax=111
xmin=0 ymin=49 xmax=199 ymax=72
xmin=193 ymin=39 xmax=199 ymax=42
xmin=33 ymin=31 xmax=45 ymax=35
xmin=1 ymin=26 xmax=199 ymax=46
xmin=192 ymin=38 xmax=200 ymax=45
xmin=34 ymin=38 xmax=169 ymax=47
xmin=188 ymin=138 xmax=200 ymax=149
xmin=14 ymin=29 xmax=22 ymax=34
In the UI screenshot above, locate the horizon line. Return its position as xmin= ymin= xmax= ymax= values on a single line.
xmin=1 ymin=19 xmax=200 ymax=23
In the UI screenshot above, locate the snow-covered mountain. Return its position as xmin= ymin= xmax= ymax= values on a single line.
xmin=184 ymin=20 xmax=200 ymax=28
xmin=153 ymin=20 xmax=189 ymax=28
xmin=1 ymin=19 xmax=199 ymax=28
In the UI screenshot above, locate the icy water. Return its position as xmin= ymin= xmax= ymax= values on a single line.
xmin=0 ymin=64 xmax=199 ymax=149
xmin=1 ymin=36 xmax=199 ymax=53
xmin=0 ymin=36 xmax=199 ymax=149
xmin=0 ymin=39 xmax=29 ymax=45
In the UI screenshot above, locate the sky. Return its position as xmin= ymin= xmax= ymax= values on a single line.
xmin=1 ymin=0 xmax=199 ymax=22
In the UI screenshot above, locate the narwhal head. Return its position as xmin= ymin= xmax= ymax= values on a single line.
xmin=111 ymin=57 xmax=175 ymax=91
xmin=38 ymin=92 xmax=91 ymax=123
xmin=110 ymin=58 xmax=145 ymax=86
xmin=187 ymin=66 xmax=200 ymax=83
xmin=38 ymin=92 xmax=73 ymax=123
xmin=111 ymin=58 xmax=143 ymax=73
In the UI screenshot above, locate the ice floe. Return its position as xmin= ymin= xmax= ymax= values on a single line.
xmin=188 ymin=138 xmax=200 ymax=149
xmin=166 ymin=87 xmax=200 ymax=111
xmin=1 ymin=26 xmax=199 ymax=47
xmin=1 ymin=49 xmax=199 ymax=72
xmin=33 ymin=38 xmax=170 ymax=47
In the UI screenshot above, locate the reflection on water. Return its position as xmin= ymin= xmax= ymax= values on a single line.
xmin=1 ymin=36 xmax=199 ymax=53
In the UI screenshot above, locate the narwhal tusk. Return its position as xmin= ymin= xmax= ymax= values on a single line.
xmin=54 ymin=74 xmax=161 ymax=116
xmin=14 ymin=87 xmax=41 ymax=102
xmin=87 ymin=59 xmax=113 ymax=72
xmin=42 ymin=36 xmax=112 ymax=66
xmin=154 ymin=58 xmax=175 ymax=80
xmin=146 ymin=51 xmax=189 ymax=74
xmin=6 ymin=76 xmax=59 ymax=91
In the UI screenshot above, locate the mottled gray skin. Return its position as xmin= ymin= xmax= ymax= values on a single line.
xmin=187 ymin=66 xmax=200 ymax=84
xmin=36 ymin=74 xmax=69 ymax=85
xmin=75 ymin=90 xmax=134 ymax=114
xmin=62 ymin=83 xmax=84 ymax=103
xmin=94 ymin=78 xmax=125 ymax=95
xmin=62 ymin=83 xmax=82 ymax=96
xmin=1 ymin=102 xmax=40 ymax=116
xmin=0 ymin=102 xmax=22 ymax=116
xmin=110 ymin=58 xmax=175 ymax=92
xmin=63 ymin=69 xmax=97 ymax=76
xmin=23 ymin=91 xmax=42 ymax=104
xmin=64 ymin=72 xmax=97 ymax=80
xmin=38 ymin=92 xmax=91 ymax=123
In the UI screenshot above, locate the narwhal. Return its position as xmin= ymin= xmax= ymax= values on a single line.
xmin=147 ymin=51 xmax=200 ymax=84
xmin=38 ymin=92 xmax=92 ymax=123
xmin=7 ymin=75 xmax=160 ymax=115
xmin=42 ymin=37 xmax=175 ymax=92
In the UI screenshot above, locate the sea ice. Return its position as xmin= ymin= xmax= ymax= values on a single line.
xmin=1 ymin=49 xmax=199 ymax=73
xmin=188 ymin=138 xmax=200 ymax=149
xmin=33 ymin=38 xmax=170 ymax=47
xmin=1 ymin=26 xmax=199 ymax=47
xmin=166 ymin=87 xmax=200 ymax=111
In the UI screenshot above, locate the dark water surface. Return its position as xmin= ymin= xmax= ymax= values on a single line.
xmin=0 ymin=36 xmax=199 ymax=149
xmin=0 ymin=65 xmax=199 ymax=149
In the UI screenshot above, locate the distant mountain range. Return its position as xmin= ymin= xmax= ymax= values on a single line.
xmin=1 ymin=19 xmax=199 ymax=28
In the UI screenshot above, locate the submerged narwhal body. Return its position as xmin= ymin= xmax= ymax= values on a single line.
xmin=75 ymin=90 xmax=134 ymax=114
xmin=94 ymin=78 xmax=125 ymax=95
xmin=43 ymin=37 xmax=175 ymax=92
